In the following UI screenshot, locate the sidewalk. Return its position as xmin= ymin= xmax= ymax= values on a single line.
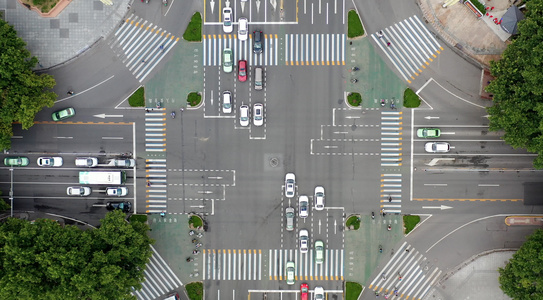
xmin=418 ymin=0 xmax=512 ymax=67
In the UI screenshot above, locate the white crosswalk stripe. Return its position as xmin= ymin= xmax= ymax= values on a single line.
xmin=369 ymin=242 xmax=442 ymax=299
xmin=133 ymin=246 xmax=183 ymax=300
xmin=285 ymin=33 xmax=346 ymax=66
xmin=203 ymin=249 xmax=263 ymax=281
xmin=110 ymin=14 xmax=180 ymax=82
xmin=380 ymin=110 xmax=403 ymax=214
xmin=268 ymin=249 xmax=344 ymax=281
xmin=145 ymin=110 xmax=168 ymax=213
xmin=203 ymin=34 xmax=279 ymax=66
xmin=371 ymin=15 xmax=443 ymax=83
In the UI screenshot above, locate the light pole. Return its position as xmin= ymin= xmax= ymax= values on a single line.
xmin=9 ymin=168 xmax=13 ymax=217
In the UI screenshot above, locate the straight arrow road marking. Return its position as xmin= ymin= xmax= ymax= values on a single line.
xmin=422 ymin=205 xmax=452 ymax=210
xmin=94 ymin=114 xmax=124 ymax=118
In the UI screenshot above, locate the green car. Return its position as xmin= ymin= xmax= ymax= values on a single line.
xmin=285 ymin=261 xmax=295 ymax=285
xmin=4 ymin=156 xmax=30 ymax=167
xmin=223 ymin=48 xmax=233 ymax=73
xmin=315 ymin=240 xmax=324 ymax=264
xmin=52 ymin=107 xmax=76 ymax=121
xmin=417 ymin=128 xmax=441 ymax=138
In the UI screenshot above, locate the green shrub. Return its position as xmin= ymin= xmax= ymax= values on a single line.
xmin=130 ymin=214 xmax=148 ymax=223
xmin=346 ymin=282 xmax=363 ymax=300
xmin=403 ymin=88 xmax=421 ymax=108
xmin=128 ymin=87 xmax=145 ymax=107
xmin=186 ymin=282 xmax=203 ymax=300
xmin=346 ymin=215 xmax=361 ymax=230
xmin=348 ymin=10 xmax=364 ymax=38
xmin=347 ymin=92 xmax=362 ymax=107
xmin=469 ymin=0 xmax=485 ymax=15
xmin=189 ymin=215 xmax=203 ymax=228
xmin=187 ymin=92 xmax=202 ymax=107
xmin=403 ymin=215 xmax=420 ymax=234
xmin=183 ymin=13 xmax=202 ymax=42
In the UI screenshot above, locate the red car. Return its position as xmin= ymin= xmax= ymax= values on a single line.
xmin=238 ymin=60 xmax=247 ymax=82
xmin=300 ymin=283 xmax=309 ymax=300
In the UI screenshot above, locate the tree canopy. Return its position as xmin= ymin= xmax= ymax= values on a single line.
xmin=0 ymin=211 xmax=153 ymax=299
xmin=499 ymin=229 xmax=543 ymax=299
xmin=0 ymin=19 xmax=56 ymax=150
xmin=486 ymin=0 xmax=543 ymax=168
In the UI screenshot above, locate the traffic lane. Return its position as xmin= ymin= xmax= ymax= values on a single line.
xmin=414 ymin=140 xmax=532 ymax=155
xmin=412 ymin=171 xmax=529 ymax=200
xmin=412 ymin=125 xmax=504 ymax=141
xmin=10 ymin=123 xmax=135 ymax=154
xmin=414 ymin=154 xmax=536 ymax=169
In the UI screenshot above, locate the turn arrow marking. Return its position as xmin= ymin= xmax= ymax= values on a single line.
xmin=94 ymin=114 xmax=124 ymax=118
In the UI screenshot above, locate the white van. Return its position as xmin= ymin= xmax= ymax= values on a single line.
xmin=254 ymin=67 xmax=263 ymax=90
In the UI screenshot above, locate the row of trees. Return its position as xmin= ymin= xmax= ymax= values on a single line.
xmin=0 ymin=18 xmax=56 ymax=150
xmin=0 ymin=211 xmax=153 ymax=299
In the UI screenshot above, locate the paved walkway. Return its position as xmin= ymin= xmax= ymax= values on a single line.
xmin=1 ymin=0 xmax=130 ymax=69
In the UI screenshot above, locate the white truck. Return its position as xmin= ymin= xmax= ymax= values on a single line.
xmin=79 ymin=171 xmax=126 ymax=185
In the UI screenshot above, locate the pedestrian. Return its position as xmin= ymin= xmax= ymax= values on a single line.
xmin=378 ymin=30 xmax=384 ymax=38
xmin=141 ymin=59 xmax=146 ymax=63
xmin=146 ymin=109 xmax=150 ymax=113
xmin=386 ymin=42 xmax=391 ymax=47
xmin=147 ymin=180 xmax=151 ymax=187
xmin=160 ymin=211 xmax=165 ymax=218
xmin=406 ymin=248 xmax=410 ymax=252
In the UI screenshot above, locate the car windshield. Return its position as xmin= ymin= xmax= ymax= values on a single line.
xmin=224 ymin=103 xmax=231 ymax=108
xmin=286 ymin=211 xmax=294 ymax=217
xmin=240 ymin=68 xmax=246 ymax=76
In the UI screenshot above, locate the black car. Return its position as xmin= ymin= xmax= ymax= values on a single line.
xmin=106 ymin=201 xmax=132 ymax=213
xmin=253 ymin=30 xmax=262 ymax=54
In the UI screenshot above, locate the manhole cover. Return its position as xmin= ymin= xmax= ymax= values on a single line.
xmin=269 ymin=157 xmax=279 ymax=167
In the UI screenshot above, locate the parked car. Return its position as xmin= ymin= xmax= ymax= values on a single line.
xmin=106 ymin=187 xmax=128 ymax=197
xmin=106 ymin=201 xmax=131 ymax=213
xmin=4 ymin=156 xmax=29 ymax=167
xmin=51 ymin=107 xmax=75 ymax=121
xmin=75 ymin=157 xmax=98 ymax=167
xmin=314 ymin=186 xmax=325 ymax=210
xmin=222 ymin=7 xmax=233 ymax=33
xmin=285 ymin=173 xmax=296 ymax=198
xmin=239 ymin=105 xmax=250 ymax=127
xmin=285 ymin=207 xmax=295 ymax=231
xmin=37 ymin=157 xmax=63 ymax=167
xmin=223 ymin=91 xmax=232 ymax=114
xmin=299 ymin=195 xmax=309 ymax=218
xmin=424 ymin=142 xmax=450 ymax=153
xmin=417 ymin=128 xmax=441 ymax=138
xmin=66 ymin=186 xmax=91 ymax=196
xmin=285 ymin=261 xmax=295 ymax=285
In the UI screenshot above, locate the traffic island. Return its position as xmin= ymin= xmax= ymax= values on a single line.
xmin=188 ymin=214 xmax=203 ymax=230
xmin=345 ymin=215 xmax=361 ymax=230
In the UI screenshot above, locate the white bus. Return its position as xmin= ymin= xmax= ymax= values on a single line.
xmin=79 ymin=171 xmax=126 ymax=185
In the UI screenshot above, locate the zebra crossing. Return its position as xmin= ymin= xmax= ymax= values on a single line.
xmin=145 ymin=110 xmax=167 ymax=214
xmin=202 ymin=33 xmax=346 ymax=66
xmin=203 ymin=34 xmax=280 ymax=66
xmin=201 ymin=249 xmax=344 ymax=281
xmin=110 ymin=14 xmax=180 ymax=82
xmin=369 ymin=242 xmax=442 ymax=299
xmin=380 ymin=109 xmax=403 ymax=214
xmin=371 ymin=15 xmax=443 ymax=83
xmin=133 ymin=246 xmax=182 ymax=300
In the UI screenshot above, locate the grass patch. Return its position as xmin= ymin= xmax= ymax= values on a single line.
xmin=128 ymin=87 xmax=145 ymax=107
xmin=130 ymin=214 xmax=148 ymax=223
xmin=187 ymin=92 xmax=202 ymax=107
xmin=403 ymin=215 xmax=420 ymax=234
xmin=348 ymin=10 xmax=364 ymax=38
xmin=20 ymin=0 xmax=58 ymax=13
xmin=403 ymin=88 xmax=421 ymax=108
xmin=469 ymin=0 xmax=485 ymax=15
xmin=189 ymin=215 xmax=203 ymax=228
xmin=347 ymin=92 xmax=362 ymax=107
xmin=183 ymin=12 xmax=202 ymax=42
xmin=346 ymin=215 xmax=361 ymax=230
xmin=186 ymin=282 xmax=203 ymax=300
xmin=346 ymin=282 xmax=363 ymax=300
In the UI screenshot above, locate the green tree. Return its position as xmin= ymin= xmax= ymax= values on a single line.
xmin=0 ymin=211 xmax=153 ymax=299
xmin=0 ymin=19 xmax=56 ymax=150
xmin=486 ymin=0 xmax=543 ymax=168
xmin=499 ymin=229 xmax=543 ymax=299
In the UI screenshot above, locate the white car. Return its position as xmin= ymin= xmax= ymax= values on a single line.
xmin=285 ymin=173 xmax=295 ymax=198
xmin=222 ymin=7 xmax=233 ymax=33
xmin=75 ymin=157 xmax=98 ymax=167
xmin=67 ymin=186 xmax=91 ymax=196
xmin=106 ymin=187 xmax=128 ymax=197
xmin=240 ymin=105 xmax=249 ymax=127
xmin=425 ymin=142 xmax=450 ymax=153
xmin=238 ymin=17 xmax=248 ymax=41
xmin=314 ymin=186 xmax=325 ymax=211
xmin=299 ymin=195 xmax=309 ymax=218
xmin=299 ymin=229 xmax=309 ymax=253
xmin=253 ymin=103 xmax=263 ymax=126
xmin=223 ymin=91 xmax=232 ymax=114
xmin=37 ymin=157 xmax=63 ymax=167
xmin=314 ymin=287 xmax=324 ymax=300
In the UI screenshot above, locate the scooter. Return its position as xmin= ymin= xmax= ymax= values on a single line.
xmin=351 ymin=78 xmax=358 ymax=83
xmin=352 ymin=66 xmax=359 ymax=71
xmin=171 ymin=111 xmax=176 ymax=119
xmin=163 ymin=0 xmax=167 ymax=6
xmin=387 ymin=224 xmax=392 ymax=231
xmin=380 ymin=99 xmax=386 ymax=107
xmin=371 ymin=212 xmax=375 ymax=219
xmin=379 ymin=245 xmax=383 ymax=253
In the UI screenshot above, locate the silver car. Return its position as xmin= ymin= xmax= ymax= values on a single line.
xmin=285 ymin=207 xmax=295 ymax=231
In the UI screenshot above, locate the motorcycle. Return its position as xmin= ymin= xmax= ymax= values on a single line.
xmin=163 ymin=0 xmax=167 ymax=6
xmin=352 ymin=66 xmax=359 ymax=71
xmin=379 ymin=245 xmax=383 ymax=253
xmin=171 ymin=111 xmax=176 ymax=119
xmin=371 ymin=212 xmax=375 ymax=219
xmin=380 ymin=99 xmax=386 ymax=107
xmin=351 ymin=78 xmax=358 ymax=83
xmin=387 ymin=224 xmax=392 ymax=231
xmin=186 ymin=257 xmax=194 ymax=262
